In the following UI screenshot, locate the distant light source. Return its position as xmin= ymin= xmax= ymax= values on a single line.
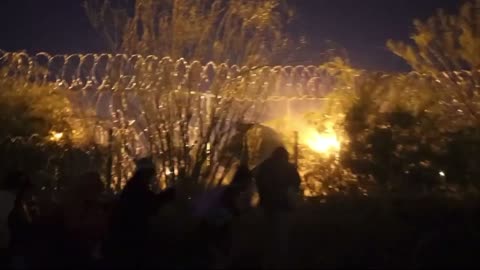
xmin=439 ymin=171 xmax=446 ymax=177
xmin=50 ymin=132 xmax=64 ymax=142
xmin=302 ymin=126 xmax=340 ymax=155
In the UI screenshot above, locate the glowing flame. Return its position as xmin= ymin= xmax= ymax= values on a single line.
xmin=164 ymin=167 xmax=179 ymax=176
xmin=302 ymin=127 xmax=340 ymax=155
xmin=50 ymin=132 xmax=64 ymax=142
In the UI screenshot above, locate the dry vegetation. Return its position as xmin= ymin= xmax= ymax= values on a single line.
xmin=1 ymin=1 xmax=480 ymax=269
xmin=2 ymin=1 xmax=480 ymax=196
xmin=84 ymin=0 xmax=298 ymax=66
xmin=82 ymin=0 xmax=304 ymax=192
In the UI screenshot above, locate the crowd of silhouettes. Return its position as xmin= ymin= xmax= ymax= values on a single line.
xmin=0 ymin=146 xmax=302 ymax=269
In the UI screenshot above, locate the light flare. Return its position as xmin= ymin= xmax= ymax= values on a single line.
xmin=49 ymin=131 xmax=64 ymax=142
xmin=302 ymin=127 xmax=340 ymax=155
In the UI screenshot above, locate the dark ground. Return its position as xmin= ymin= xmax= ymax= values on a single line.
xmin=149 ymin=194 xmax=480 ymax=269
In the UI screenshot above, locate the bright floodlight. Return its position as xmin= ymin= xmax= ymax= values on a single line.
xmin=303 ymin=127 xmax=340 ymax=155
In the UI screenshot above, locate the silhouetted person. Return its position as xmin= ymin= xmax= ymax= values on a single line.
xmin=62 ymin=172 xmax=109 ymax=267
xmin=6 ymin=171 xmax=33 ymax=269
xmin=102 ymin=166 xmax=176 ymax=268
xmin=23 ymin=172 xmax=67 ymax=269
xmin=190 ymin=163 xmax=254 ymax=269
xmin=222 ymin=164 xmax=254 ymax=215
xmin=0 ymin=171 xmax=22 ymax=266
xmin=254 ymin=147 xmax=301 ymax=269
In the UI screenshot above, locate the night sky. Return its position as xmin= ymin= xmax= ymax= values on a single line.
xmin=0 ymin=0 xmax=462 ymax=71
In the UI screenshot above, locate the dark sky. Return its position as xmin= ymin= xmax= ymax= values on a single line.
xmin=0 ymin=0 xmax=462 ymax=71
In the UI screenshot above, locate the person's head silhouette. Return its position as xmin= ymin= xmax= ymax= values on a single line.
xmin=131 ymin=168 xmax=156 ymax=187
xmin=270 ymin=147 xmax=289 ymax=162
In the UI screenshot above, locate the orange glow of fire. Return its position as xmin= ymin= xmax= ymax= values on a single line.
xmin=302 ymin=127 xmax=341 ymax=155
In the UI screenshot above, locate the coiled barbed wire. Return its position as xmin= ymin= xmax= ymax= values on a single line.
xmin=3 ymin=50 xmax=477 ymax=188
xmin=0 ymin=51 xmax=343 ymax=98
